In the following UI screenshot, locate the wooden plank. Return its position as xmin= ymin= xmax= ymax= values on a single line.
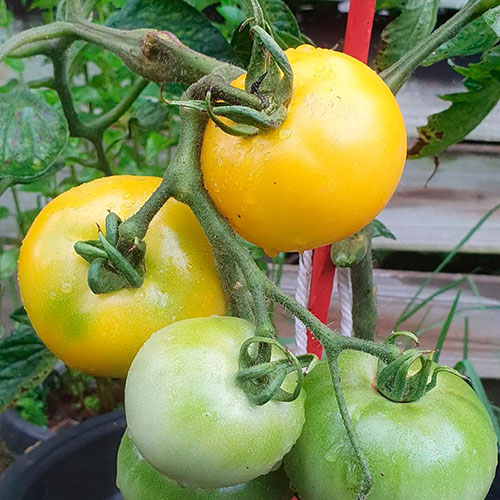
xmin=373 ymin=151 xmax=500 ymax=254
xmin=275 ymin=265 xmax=500 ymax=378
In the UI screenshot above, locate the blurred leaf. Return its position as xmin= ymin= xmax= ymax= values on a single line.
xmin=145 ymin=132 xmax=170 ymax=164
xmin=184 ymin=0 xmax=218 ymax=9
xmin=422 ymin=6 xmax=500 ymax=66
xmin=0 ymin=324 xmax=57 ymax=414
xmin=0 ymin=0 xmax=12 ymax=28
xmin=130 ymin=99 xmax=168 ymax=132
xmin=454 ymin=358 xmax=500 ymax=442
xmin=234 ymin=0 xmax=308 ymax=66
xmin=9 ymin=307 xmax=30 ymax=326
xmin=0 ymin=248 xmax=19 ymax=280
xmin=0 ymin=85 xmax=69 ymax=186
xmin=372 ymin=219 xmax=396 ymax=240
xmin=17 ymin=208 xmax=41 ymax=234
xmin=107 ymin=0 xmax=235 ymax=61
xmin=375 ymin=0 xmax=439 ymax=72
xmin=409 ymin=46 xmax=500 ymax=158
xmin=0 ymin=206 xmax=8 ymax=220
xmin=4 ymin=58 xmax=25 ymax=74
xmin=377 ymin=0 xmax=405 ymax=8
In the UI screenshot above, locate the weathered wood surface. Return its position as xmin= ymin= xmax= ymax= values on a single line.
xmin=373 ymin=151 xmax=500 ymax=254
xmin=275 ymin=265 xmax=500 ymax=378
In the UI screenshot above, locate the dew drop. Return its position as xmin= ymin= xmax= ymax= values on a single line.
xmin=297 ymin=45 xmax=314 ymax=54
xmin=61 ymin=282 xmax=72 ymax=294
xmin=279 ymin=129 xmax=292 ymax=140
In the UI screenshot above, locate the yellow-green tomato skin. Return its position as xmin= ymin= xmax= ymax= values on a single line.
xmin=117 ymin=431 xmax=294 ymax=500
xmin=284 ymin=353 xmax=498 ymax=500
xmin=125 ymin=316 xmax=305 ymax=489
xmin=18 ymin=176 xmax=226 ymax=378
xmin=201 ymin=45 xmax=407 ymax=256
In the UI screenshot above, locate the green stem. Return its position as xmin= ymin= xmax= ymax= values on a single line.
xmin=93 ymin=78 xmax=149 ymax=131
xmin=350 ymin=237 xmax=376 ymax=341
xmin=381 ymin=0 xmax=500 ymax=93
xmin=0 ymin=22 xmax=75 ymax=62
xmin=325 ymin=351 xmax=372 ymax=499
xmin=10 ymin=187 xmax=25 ymax=237
xmin=264 ymin=280 xmax=398 ymax=364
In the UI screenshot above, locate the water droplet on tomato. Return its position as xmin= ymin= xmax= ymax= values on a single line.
xmin=61 ymin=282 xmax=72 ymax=294
xmin=279 ymin=129 xmax=292 ymax=140
xmin=297 ymin=45 xmax=314 ymax=54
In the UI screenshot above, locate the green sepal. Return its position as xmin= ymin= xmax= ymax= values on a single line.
xmin=87 ymin=257 xmax=132 ymax=295
xmin=105 ymin=211 xmax=122 ymax=246
xmin=237 ymin=336 xmax=315 ymax=406
xmin=376 ymin=331 xmax=466 ymax=403
xmin=97 ymin=231 xmax=144 ymax=288
xmin=74 ymin=240 xmax=108 ymax=263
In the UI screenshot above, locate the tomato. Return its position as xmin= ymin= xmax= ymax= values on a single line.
xmin=18 ymin=176 xmax=226 ymax=378
xmin=284 ymin=352 xmax=498 ymax=500
xmin=125 ymin=316 xmax=305 ymax=489
xmin=201 ymin=45 xmax=407 ymax=256
xmin=117 ymin=430 xmax=293 ymax=500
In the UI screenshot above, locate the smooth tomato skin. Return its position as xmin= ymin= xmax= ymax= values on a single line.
xmin=117 ymin=431 xmax=294 ymax=500
xmin=284 ymin=352 xmax=498 ymax=500
xmin=125 ymin=316 xmax=305 ymax=489
xmin=18 ymin=176 xmax=226 ymax=378
xmin=201 ymin=45 xmax=407 ymax=256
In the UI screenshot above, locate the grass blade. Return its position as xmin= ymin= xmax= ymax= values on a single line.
xmin=433 ymin=291 xmax=461 ymax=363
xmin=395 ymin=203 xmax=500 ymax=329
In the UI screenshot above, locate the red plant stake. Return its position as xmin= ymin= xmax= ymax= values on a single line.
xmin=304 ymin=0 xmax=377 ymax=358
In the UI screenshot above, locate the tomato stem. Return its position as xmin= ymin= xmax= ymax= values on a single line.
xmin=325 ymin=352 xmax=373 ymax=499
xmin=350 ymin=234 xmax=377 ymax=341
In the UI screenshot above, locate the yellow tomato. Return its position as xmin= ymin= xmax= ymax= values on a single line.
xmin=18 ymin=176 xmax=226 ymax=378
xmin=201 ymin=45 xmax=407 ymax=256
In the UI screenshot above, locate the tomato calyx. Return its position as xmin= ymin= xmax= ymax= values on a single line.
xmin=376 ymin=331 xmax=466 ymax=403
xmin=237 ymin=336 xmax=317 ymax=405
xmin=74 ymin=211 xmax=146 ymax=294
xmin=161 ymin=2 xmax=293 ymax=137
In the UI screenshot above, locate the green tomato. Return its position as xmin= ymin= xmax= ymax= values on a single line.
xmin=117 ymin=431 xmax=293 ymax=500
xmin=284 ymin=352 xmax=498 ymax=500
xmin=125 ymin=316 xmax=305 ymax=489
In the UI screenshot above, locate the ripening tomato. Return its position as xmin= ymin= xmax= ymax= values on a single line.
xmin=18 ymin=176 xmax=226 ymax=378
xmin=125 ymin=316 xmax=305 ymax=489
xmin=284 ymin=352 xmax=498 ymax=500
xmin=117 ymin=431 xmax=294 ymax=500
xmin=201 ymin=45 xmax=407 ymax=256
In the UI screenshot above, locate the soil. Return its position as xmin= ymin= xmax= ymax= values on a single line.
xmin=44 ymin=378 xmax=125 ymax=433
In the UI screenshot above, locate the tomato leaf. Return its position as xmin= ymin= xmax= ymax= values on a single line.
xmin=375 ymin=0 xmax=439 ymax=72
xmin=372 ymin=219 xmax=396 ymax=240
xmin=0 ymin=206 xmax=8 ymax=220
xmin=0 ymin=85 xmax=69 ymax=187
xmin=129 ymin=98 xmax=169 ymax=132
xmin=106 ymin=0 xmax=235 ymax=62
xmin=408 ymin=45 xmax=500 ymax=158
xmin=9 ymin=307 xmax=30 ymax=326
xmin=422 ymin=6 xmax=500 ymax=66
xmin=0 ymin=248 xmax=19 ymax=280
xmin=0 ymin=324 xmax=57 ymax=414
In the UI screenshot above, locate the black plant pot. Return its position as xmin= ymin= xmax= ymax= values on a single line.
xmin=0 ymin=409 xmax=52 ymax=455
xmin=0 ymin=410 xmax=125 ymax=500
xmin=0 ymin=408 xmax=498 ymax=500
